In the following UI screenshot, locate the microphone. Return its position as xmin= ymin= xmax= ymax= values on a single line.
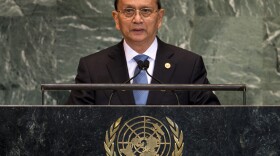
xmin=108 ymin=60 xmax=145 ymax=105
xmin=108 ymin=60 xmax=181 ymax=105
xmin=123 ymin=60 xmax=145 ymax=84
xmin=142 ymin=60 xmax=161 ymax=84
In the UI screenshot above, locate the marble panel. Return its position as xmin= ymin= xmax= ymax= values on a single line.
xmin=264 ymin=0 xmax=280 ymax=17
xmin=158 ymin=0 xmax=194 ymax=49
xmin=262 ymin=16 xmax=280 ymax=104
xmin=193 ymin=0 xmax=239 ymax=16
xmin=54 ymin=16 xmax=119 ymax=81
xmin=1 ymin=0 xmax=280 ymax=105
xmin=0 ymin=0 xmax=23 ymax=16
xmin=263 ymin=17 xmax=280 ymax=81
xmin=0 ymin=0 xmax=57 ymax=16
xmin=193 ymin=0 xmax=270 ymax=17
xmin=190 ymin=16 xmax=263 ymax=105
xmin=263 ymin=83 xmax=280 ymax=105
xmin=57 ymin=0 xmax=114 ymax=17
xmin=239 ymin=0 xmax=264 ymax=17
xmin=0 ymin=17 xmax=56 ymax=104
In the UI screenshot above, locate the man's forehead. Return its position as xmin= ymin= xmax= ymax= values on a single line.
xmin=118 ymin=0 xmax=157 ymax=7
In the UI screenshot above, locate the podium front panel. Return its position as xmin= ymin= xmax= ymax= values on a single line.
xmin=0 ymin=106 xmax=279 ymax=155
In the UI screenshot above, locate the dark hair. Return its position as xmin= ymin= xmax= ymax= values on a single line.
xmin=114 ymin=0 xmax=162 ymax=10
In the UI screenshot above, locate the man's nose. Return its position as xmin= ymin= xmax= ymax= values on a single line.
xmin=132 ymin=10 xmax=143 ymax=23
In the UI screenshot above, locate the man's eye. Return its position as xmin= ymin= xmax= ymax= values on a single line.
xmin=141 ymin=8 xmax=152 ymax=13
xmin=125 ymin=8 xmax=135 ymax=13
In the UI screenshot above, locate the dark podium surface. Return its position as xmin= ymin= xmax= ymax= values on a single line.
xmin=0 ymin=105 xmax=279 ymax=156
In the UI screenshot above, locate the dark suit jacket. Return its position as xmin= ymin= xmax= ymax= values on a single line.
xmin=66 ymin=38 xmax=220 ymax=105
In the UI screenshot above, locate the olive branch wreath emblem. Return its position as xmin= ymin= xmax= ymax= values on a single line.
xmin=104 ymin=116 xmax=184 ymax=156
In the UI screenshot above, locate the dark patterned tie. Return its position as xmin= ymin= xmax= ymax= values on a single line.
xmin=133 ymin=55 xmax=149 ymax=105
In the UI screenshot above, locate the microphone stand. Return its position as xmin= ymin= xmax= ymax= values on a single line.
xmin=108 ymin=60 xmax=181 ymax=105
xmin=108 ymin=61 xmax=144 ymax=105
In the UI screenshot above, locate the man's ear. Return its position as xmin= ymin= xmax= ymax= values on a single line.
xmin=157 ymin=9 xmax=165 ymax=29
xmin=112 ymin=11 xmax=120 ymax=30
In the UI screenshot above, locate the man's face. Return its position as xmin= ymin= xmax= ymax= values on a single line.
xmin=112 ymin=0 xmax=164 ymax=45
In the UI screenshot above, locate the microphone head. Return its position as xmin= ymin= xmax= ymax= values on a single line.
xmin=143 ymin=60 xmax=150 ymax=70
xmin=137 ymin=60 xmax=144 ymax=70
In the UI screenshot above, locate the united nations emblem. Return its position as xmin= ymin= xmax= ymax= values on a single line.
xmin=104 ymin=116 xmax=184 ymax=156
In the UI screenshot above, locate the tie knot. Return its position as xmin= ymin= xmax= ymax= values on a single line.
xmin=133 ymin=54 xmax=149 ymax=62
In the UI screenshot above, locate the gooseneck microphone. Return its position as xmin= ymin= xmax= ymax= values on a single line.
xmin=108 ymin=60 xmax=181 ymax=105
xmin=123 ymin=60 xmax=146 ymax=84
xmin=142 ymin=60 xmax=161 ymax=84
xmin=108 ymin=61 xmax=145 ymax=105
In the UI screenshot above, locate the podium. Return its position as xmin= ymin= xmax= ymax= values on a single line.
xmin=0 ymin=105 xmax=279 ymax=155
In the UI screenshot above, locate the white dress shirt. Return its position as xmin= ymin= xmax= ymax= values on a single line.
xmin=123 ymin=38 xmax=158 ymax=84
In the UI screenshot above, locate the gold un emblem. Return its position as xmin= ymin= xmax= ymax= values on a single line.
xmin=104 ymin=116 xmax=184 ymax=156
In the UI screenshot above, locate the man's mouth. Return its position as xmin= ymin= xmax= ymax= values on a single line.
xmin=132 ymin=28 xmax=145 ymax=32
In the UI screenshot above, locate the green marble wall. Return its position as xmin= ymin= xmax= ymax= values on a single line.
xmin=0 ymin=0 xmax=279 ymax=105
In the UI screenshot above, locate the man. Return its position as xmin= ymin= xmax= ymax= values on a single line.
xmin=66 ymin=0 xmax=220 ymax=105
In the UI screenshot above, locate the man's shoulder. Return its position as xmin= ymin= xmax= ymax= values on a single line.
xmin=159 ymin=39 xmax=201 ymax=58
xmin=81 ymin=41 xmax=123 ymax=62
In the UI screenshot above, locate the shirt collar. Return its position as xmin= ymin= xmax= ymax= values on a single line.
xmin=124 ymin=38 xmax=158 ymax=62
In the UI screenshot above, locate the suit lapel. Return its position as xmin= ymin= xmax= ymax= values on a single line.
xmin=147 ymin=39 xmax=176 ymax=105
xmin=106 ymin=41 xmax=135 ymax=104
